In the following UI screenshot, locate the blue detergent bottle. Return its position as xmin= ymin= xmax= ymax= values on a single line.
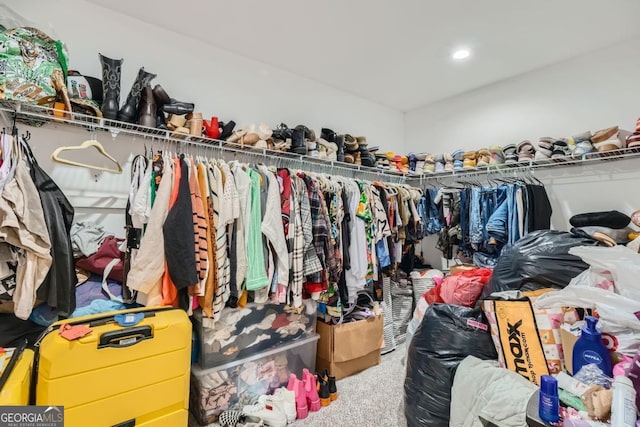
xmin=572 ymin=316 xmax=612 ymax=377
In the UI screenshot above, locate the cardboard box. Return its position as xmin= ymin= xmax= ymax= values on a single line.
xmin=560 ymin=323 xmax=580 ymax=375
xmin=315 ymin=315 xmax=383 ymax=380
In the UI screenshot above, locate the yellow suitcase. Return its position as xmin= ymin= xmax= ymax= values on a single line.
xmin=0 ymin=344 xmax=34 ymax=405
xmin=34 ymin=307 xmax=191 ymax=427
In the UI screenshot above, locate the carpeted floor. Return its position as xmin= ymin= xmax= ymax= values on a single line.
xmin=191 ymin=348 xmax=408 ymax=426
xmin=291 ymin=349 xmax=407 ymax=427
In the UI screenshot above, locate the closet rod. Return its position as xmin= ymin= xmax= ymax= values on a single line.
xmin=0 ymin=101 xmax=407 ymax=185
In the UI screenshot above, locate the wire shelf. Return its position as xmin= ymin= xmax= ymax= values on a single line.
xmin=405 ymin=146 xmax=640 ymax=184
xmin=0 ymin=101 xmax=408 ymax=184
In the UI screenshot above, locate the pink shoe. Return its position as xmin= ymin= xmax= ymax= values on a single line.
xmin=294 ymin=378 xmax=309 ymax=420
xmin=303 ymin=369 xmax=321 ymax=412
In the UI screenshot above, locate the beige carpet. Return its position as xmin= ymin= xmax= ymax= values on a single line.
xmin=291 ymin=349 xmax=407 ymax=427
xmin=191 ymin=349 xmax=408 ymax=426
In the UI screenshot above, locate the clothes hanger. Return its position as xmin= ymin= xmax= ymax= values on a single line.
xmin=51 ymin=137 xmax=123 ymax=174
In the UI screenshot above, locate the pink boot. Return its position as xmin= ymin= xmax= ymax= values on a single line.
xmin=294 ymin=378 xmax=309 ymax=420
xmin=303 ymin=368 xmax=321 ymax=412
xmin=287 ymin=373 xmax=297 ymax=392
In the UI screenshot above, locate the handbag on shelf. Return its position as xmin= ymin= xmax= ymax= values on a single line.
xmin=0 ymin=26 xmax=71 ymax=113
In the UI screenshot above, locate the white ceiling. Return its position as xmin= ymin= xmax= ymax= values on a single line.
xmin=89 ymin=0 xmax=640 ymax=112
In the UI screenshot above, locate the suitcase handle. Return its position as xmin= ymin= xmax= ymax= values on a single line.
xmin=97 ymin=326 xmax=153 ymax=349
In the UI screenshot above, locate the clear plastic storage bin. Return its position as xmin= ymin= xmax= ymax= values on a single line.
xmin=193 ymin=299 xmax=317 ymax=368
xmin=190 ymin=333 xmax=319 ymax=426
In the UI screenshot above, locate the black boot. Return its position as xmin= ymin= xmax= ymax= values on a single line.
xmin=321 ymin=128 xmax=337 ymax=143
xmin=98 ymin=53 xmax=123 ymax=120
xmin=138 ymin=85 xmax=156 ymax=128
xmin=335 ymin=134 xmax=345 ymax=162
xmin=219 ymin=121 xmax=236 ymax=140
xmin=290 ymin=127 xmax=307 ymax=155
xmin=118 ymin=67 xmax=156 ymax=123
xmin=163 ymin=102 xmax=194 ymax=115
xmin=324 ymin=369 xmax=338 ymax=401
xmin=152 ymin=84 xmax=170 ymax=129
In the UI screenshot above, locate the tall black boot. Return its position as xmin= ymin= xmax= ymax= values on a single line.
xmin=138 ymin=85 xmax=156 ymax=128
xmin=118 ymin=67 xmax=156 ymax=123
xmin=335 ymin=134 xmax=346 ymax=162
xmin=99 ymin=53 xmax=123 ymax=120
xmin=290 ymin=127 xmax=307 ymax=155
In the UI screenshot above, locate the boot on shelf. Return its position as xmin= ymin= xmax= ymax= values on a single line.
xmin=137 ymin=85 xmax=156 ymax=128
xmin=98 ymin=53 xmax=123 ymax=120
xmin=118 ymin=67 xmax=157 ymax=123
xmin=290 ymin=127 xmax=307 ymax=155
xmin=335 ymin=134 xmax=345 ymax=162
xmin=203 ymin=117 xmax=221 ymax=139
xmin=152 ymin=84 xmax=170 ymax=129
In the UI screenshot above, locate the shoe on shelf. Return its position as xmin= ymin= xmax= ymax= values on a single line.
xmin=258 ymin=388 xmax=296 ymax=424
xmin=98 ymin=53 xmax=123 ymax=120
xmin=243 ymin=403 xmax=287 ymax=427
xmin=219 ymin=120 xmax=236 ymax=140
xmin=321 ymin=127 xmax=337 ymax=143
xmin=503 ymin=144 xmax=517 ymax=164
xmin=203 ymin=117 xmax=221 ymax=140
xmin=488 ymin=146 xmax=505 ymax=165
xmin=572 ymin=140 xmax=595 ymax=158
xmin=476 ymin=149 xmax=490 ymax=167
xmin=443 ymin=153 xmax=454 ymax=171
xmin=119 ymin=67 xmax=157 ymax=123
xmin=551 ymin=140 xmax=572 ymax=160
xmin=137 ymin=84 xmax=156 ymax=128
xmin=423 ymin=154 xmax=435 ymax=173
xmin=462 ymin=151 xmax=476 ymax=169
xmin=434 ymin=154 xmax=445 ymax=172
xmin=535 ymin=138 xmax=554 ymax=160
xmin=516 ymin=140 xmax=535 ymax=163
xmin=186 ymin=112 xmax=203 ymax=137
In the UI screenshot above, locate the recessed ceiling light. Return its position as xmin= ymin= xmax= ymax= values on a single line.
xmin=452 ymin=48 xmax=471 ymax=60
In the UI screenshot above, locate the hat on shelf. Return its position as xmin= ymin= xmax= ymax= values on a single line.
xmin=67 ymin=70 xmax=103 ymax=117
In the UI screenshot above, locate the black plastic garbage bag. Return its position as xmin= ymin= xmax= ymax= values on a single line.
xmin=484 ymin=230 xmax=598 ymax=296
xmin=404 ymin=304 xmax=497 ymax=427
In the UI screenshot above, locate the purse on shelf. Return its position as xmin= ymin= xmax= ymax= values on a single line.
xmin=0 ymin=26 xmax=71 ymax=112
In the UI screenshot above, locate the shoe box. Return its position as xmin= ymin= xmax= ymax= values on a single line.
xmin=189 ymin=334 xmax=319 ymax=426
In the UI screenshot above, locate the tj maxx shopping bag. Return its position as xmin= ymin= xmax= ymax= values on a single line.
xmin=482 ymin=289 xmax=565 ymax=385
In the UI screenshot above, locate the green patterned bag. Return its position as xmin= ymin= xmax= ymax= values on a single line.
xmin=0 ymin=26 xmax=71 ymax=111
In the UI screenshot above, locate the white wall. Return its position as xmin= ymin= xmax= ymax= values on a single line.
xmin=406 ymin=39 xmax=640 ymax=270
xmin=1 ymin=0 xmax=404 ymax=235
xmin=405 ymin=37 xmax=640 ymax=154
xmin=4 ymin=0 xmax=403 ymax=147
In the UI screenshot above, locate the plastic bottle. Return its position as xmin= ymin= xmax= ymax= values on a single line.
xmin=626 ymin=350 xmax=640 ymax=411
xmin=572 ymin=316 xmax=613 ymax=378
xmin=539 ymin=375 xmax=560 ymax=423
xmin=611 ymin=376 xmax=637 ymax=427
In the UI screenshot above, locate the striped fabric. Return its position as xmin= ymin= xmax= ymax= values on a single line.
xmin=288 ymin=177 xmax=305 ymax=308
xmin=207 ymin=165 xmax=227 ymax=321
xmin=381 ymin=276 xmax=396 ymax=354
xmin=390 ymin=279 xmax=414 ymax=344
xmin=188 ymin=160 xmax=209 ymax=288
